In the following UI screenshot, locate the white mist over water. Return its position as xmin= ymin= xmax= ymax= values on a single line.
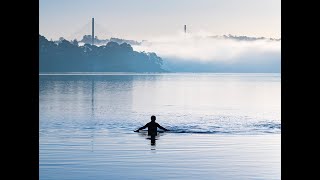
xmin=132 ymin=33 xmax=281 ymax=72
xmin=133 ymin=32 xmax=280 ymax=62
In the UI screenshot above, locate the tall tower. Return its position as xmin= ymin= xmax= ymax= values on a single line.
xmin=92 ymin=18 xmax=94 ymax=45
xmin=184 ymin=25 xmax=186 ymax=34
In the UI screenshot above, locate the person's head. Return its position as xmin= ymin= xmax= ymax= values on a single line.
xmin=151 ymin=115 xmax=156 ymax=122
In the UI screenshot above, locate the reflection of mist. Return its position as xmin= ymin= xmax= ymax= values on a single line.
xmin=91 ymin=80 xmax=94 ymax=118
xmin=39 ymin=75 xmax=134 ymax=122
xmin=93 ymin=75 xmax=134 ymax=120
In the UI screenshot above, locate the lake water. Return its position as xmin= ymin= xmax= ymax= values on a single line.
xmin=39 ymin=73 xmax=281 ymax=180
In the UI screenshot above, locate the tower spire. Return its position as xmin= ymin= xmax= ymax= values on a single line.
xmin=92 ymin=18 xmax=94 ymax=45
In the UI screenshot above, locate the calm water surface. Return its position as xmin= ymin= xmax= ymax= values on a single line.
xmin=40 ymin=73 xmax=281 ymax=180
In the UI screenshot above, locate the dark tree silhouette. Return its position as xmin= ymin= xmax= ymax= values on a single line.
xmin=39 ymin=35 xmax=167 ymax=72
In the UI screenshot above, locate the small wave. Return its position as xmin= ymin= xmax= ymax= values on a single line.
xmin=250 ymin=122 xmax=281 ymax=131
xmin=82 ymin=127 xmax=96 ymax=130
xmin=165 ymin=122 xmax=280 ymax=134
xmin=169 ymin=130 xmax=223 ymax=134
xmin=234 ymin=121 xmax=281 ymax=134
xmin=254 ymin=122 xmax=281 ymax=129
xmin=138 ymin=129 xmax=225 ymax=134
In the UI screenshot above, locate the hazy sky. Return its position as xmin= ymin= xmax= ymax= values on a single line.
xmin=39 ymin=0 xmax=281 ymax=41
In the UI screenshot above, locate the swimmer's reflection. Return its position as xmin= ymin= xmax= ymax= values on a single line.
xmin=147 ymin=135 xmax=157 ymax=146
xmin=137 ymin=131 xmax=166 ymax=150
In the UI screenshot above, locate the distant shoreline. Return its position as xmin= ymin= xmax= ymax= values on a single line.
xmin=39 ymin=72 xmax=281 ymax=75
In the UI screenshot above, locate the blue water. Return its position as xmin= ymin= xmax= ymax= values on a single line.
xmin=40 ymin=73 xmax=281 ymax=180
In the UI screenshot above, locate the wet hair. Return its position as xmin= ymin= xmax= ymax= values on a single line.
xmin=151 ymin=115 xmax=156 ymax=121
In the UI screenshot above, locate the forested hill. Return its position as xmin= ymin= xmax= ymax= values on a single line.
xmin=39 ymin=35 xmax=166 ymax=72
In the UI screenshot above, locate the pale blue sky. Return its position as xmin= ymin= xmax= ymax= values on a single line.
xmin=39 ymin=0 xmax=281 ymax=41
